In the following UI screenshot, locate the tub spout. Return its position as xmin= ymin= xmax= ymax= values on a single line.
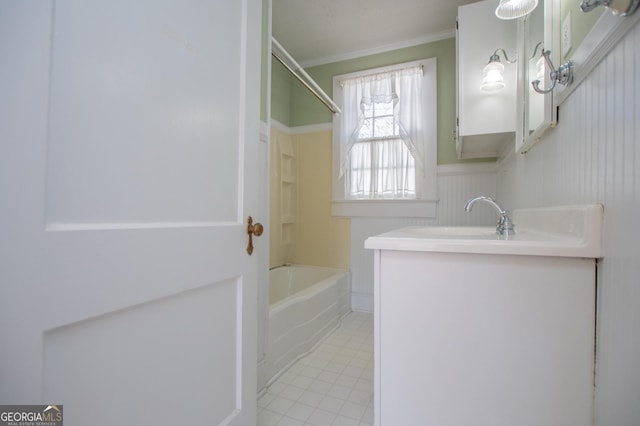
xmin=464 ymin=196 xmax=515 ymax=236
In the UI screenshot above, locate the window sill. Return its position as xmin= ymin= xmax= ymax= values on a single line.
xmin=331 ymin=199 xmax=438 ymax=218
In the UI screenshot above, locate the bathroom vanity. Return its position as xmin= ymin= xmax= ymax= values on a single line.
xmin=365 ymin=205 xmax=603 ymax=426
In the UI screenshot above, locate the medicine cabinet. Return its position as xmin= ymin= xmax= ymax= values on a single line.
xmin=458 ymin=0 xmax=640 ymax=156
xmin=456 ymin=0 xmax=518 ymax=160
xmin=456 ymin=0 xmax=559 ymax=157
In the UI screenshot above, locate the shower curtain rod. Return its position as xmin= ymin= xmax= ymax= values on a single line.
xmin=271 ymin=37 xmax=341 ymax=115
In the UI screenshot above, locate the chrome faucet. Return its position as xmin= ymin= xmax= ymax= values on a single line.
xmin=464 ymin=196 xmax=515 ymax=236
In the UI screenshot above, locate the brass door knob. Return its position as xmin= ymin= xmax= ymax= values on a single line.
xmin=246 ymin=216 xmax=263 ymax=255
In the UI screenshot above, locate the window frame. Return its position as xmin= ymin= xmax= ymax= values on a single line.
xmin=331 ymin=58 xmax=438 ymax=218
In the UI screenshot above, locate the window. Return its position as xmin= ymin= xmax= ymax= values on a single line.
xmin=348 ymin=97 xmax=417 ymax=199
xmin=332 ymin=59 xmax=438 ymax=217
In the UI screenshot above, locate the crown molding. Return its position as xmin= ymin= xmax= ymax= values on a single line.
xmin=299 ymin=30 xmax=455 ymax=68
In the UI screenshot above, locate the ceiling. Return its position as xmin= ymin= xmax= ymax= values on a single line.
xmin=272 ymin=0 xmax=481 ymax=67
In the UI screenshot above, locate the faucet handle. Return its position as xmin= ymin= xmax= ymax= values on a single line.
xmin=498 ymin=211 xmax=515 ymax=235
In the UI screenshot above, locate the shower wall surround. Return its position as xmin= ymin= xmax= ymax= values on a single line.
xmin=269 ymin=125 xmax=295 ymax=268
xmin=269 ymin=123 xmax=350 ymax=270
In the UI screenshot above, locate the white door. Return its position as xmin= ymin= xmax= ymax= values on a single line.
xmin=0 ymin=1 xmax=263 ymax=425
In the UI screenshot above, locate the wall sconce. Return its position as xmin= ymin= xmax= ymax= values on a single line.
xmin=531 ymin=49 xmax=574 ymax=94
xmin=580 ymin=0 xmax=640 ymax=16
xmin=495 ymin=0 xmax=539 ymax=19
xmin=481 ymin=49 xmax=516 ymax=92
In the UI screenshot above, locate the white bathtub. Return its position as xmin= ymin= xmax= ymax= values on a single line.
xmin=258 ymin=265 xmax=350 ymax=391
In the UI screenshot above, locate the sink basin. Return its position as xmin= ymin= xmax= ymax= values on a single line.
xmin=364 ymin=205 xmax=603 ymax=258
xmin=409 ymin=226 xmax=500 ymax=238
xmin=408 ymin=226 xmax=541 ymax=239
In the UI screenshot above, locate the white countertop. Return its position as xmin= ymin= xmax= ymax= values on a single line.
xmin=364 ymin=205 xmax=603 ymax=258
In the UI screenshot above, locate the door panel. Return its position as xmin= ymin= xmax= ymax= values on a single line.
xmin=41 ymin=226 xmax=245 ymax=327
xmin=44 ymin=278 xmax=241 ymax=424
xmin=46 ymin=0 xmax=242 ymax=224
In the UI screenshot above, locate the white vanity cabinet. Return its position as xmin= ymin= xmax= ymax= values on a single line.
xmin=365 ymin=205 xmax=604 ymax=426
xmin=456 ymin=0 xmax=518 ymax=159
xmin=369 ymin=250 xmax=595 ymax=426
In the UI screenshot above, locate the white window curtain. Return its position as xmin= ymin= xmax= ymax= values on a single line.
xmin=339 ymin=65 xmax=424 ymax=199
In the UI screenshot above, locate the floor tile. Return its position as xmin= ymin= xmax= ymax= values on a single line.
xmin=306 ymin=408 xmax=337 ymax=426
xmin=331 ymin=415 xmax=361 ymax=426
xmin=257 ymin=409 xmax=282 ymax=426
xmin=298 ymin=390 xmax=324 ymax=407
xmin=285 ymin=401 xmax=314 ymax=422
xmin=257 ymin=312 xmax=374 ymax=426
xmin=318 ymin=395 xmax=345 ymax=413
xmin=275 ymin=416 xmax=305 ymax=426
xmin=266 ymin=396 xmax=296 ymax=415
xmin=339 ymin=401 xmax=367 ymax=421
xmin=280 ymin=384 xmax=305 ymax=401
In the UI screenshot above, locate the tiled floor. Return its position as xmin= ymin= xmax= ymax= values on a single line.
xmin=257 ymin=311 xmax=374 ymax=426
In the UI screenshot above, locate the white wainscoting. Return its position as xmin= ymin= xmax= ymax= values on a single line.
xmin=496 ymin=21 xmax=640 ymax=426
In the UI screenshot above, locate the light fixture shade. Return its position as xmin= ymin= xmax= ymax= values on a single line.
xmin=495 ymin=0 xmax=539 ymax=19
xmin=481 ymin=60 xmax=505 ymax=92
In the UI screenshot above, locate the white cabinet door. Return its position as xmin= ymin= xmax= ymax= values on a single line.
xmin=375 ymin=250 xmax=595 ymax=426
xmin=0 ymin=1 xmax=263 ymax=425
xmin=456 ymin=0 xmax=518 ymax=159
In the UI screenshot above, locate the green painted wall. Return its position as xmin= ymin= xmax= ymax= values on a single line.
xmin=271 ymin=38 xmax=488 ymax=164
xmin=270 ymin=58 xmax=292 ymax=125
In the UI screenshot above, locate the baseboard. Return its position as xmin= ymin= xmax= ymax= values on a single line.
xmin=351 ymin=292 xmax=374 ymax=313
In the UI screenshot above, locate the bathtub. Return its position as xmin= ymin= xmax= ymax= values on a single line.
xmin=258 ymin=265 xmax=350 ymax=391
